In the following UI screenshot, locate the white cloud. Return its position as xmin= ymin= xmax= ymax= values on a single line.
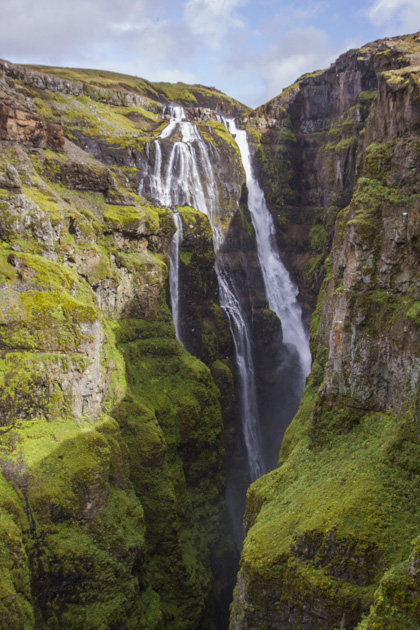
xmin=368 ymin=0 xmax=420 ymax=30
xmin=0 ymin=0 xmax=170 ymax=61
xmin=258 ymin=2 xmax=328 ymax=41
xmin=222 ymin=25 xmax=341 ymax=106
xmin=184 ymin=0 xmax=246 ymax=48
xmin=116 ymin=19 xmax=195 ymax=65
xmin=261 ymin=28 xmax=337 ymax=102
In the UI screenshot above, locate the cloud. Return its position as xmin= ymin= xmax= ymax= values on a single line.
xmin=261 ymin=28 xmax=337 ymax=102
xmin=0 ymin=0 xmax=172 ymax=62
xmin=115 ymin=19 xmax=195 ymax=65
xmin=367 ymin=0 xmax=420 ymax=30
xmin=257 ymin=2 xmax=328 ymax=41
xmin=222 ymin=25 xmax=340 ymax=106
xmin=184 ymin=0 xmax=246 ymax=48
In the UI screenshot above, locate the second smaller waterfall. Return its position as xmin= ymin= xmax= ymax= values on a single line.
xmin=224 ymin=118 xmax=312 ymax=381
xmin=140 ymin=104 xmax=264 ymax=481
xmin=168 ymin=211 xmax=183 ymax=342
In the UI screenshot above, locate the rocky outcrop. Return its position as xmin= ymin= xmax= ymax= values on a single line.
xmin=0 ymin=101 xmax=64 ymax=149
xmin=0 ymin=61 xmax=241 ymax=630
xmin=230 ymin=32 xmax=420 ymax=630
xmin=244 ymin=34 xmax=420 ymax=318
xmin=0 ymin=58 xmax=249 ymax=115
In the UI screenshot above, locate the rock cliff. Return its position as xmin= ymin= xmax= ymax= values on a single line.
xmin=1 ymin=29 xmax=420 ymax=630
xmin=0 ymin=59 xmax=248 ymax=629
xmin=231 ymin=32 xmax=420 ymax=630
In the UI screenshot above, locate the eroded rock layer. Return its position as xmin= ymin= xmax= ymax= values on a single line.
xmin=231 ymin=32 xmax=420 ymax=630
xmin=0 ymin=60 xmax=248 ymax=629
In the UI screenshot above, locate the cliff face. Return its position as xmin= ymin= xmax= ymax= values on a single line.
xmin=2 ymin=30 xmax=420 ymax=630
xmin=0 ymin=60 xmax=246 ymax=629
xmin=245 ymin=34 xmax=418 ymax=317
xmin=231 ymin=33 xmax=420 ymax=630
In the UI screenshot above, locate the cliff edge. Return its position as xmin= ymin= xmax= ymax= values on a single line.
xmin=231 ymin=32 xmax=420 ymax=630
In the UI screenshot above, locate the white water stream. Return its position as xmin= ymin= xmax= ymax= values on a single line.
xmin=223 ymin=119 xmax=312 ymax=381
xmin=141 ymin=105 xmax=264 ymax=481
xmin=168 ymin=211 xmax=183 ymax=342
xmin=141 ymin=106 xmax=311 ymax=483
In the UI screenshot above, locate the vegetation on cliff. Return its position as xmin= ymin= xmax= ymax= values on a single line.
xmin=231 ymin=32 xmax=420 ymax=630
xmin=2 ymin=30 xmax=420 ymax=630
xmin=0 ymin=60 xmax=240 ymax=629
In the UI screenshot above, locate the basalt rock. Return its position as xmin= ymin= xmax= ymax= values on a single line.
xmin=231 ymin=32 xmax=420 ymax=630
xmin=0 ymin=101 xmax=64 ymax=150
xmin=0 ymin=60 xmax=241 ymax=630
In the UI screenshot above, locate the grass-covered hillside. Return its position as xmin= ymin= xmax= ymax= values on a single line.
xmin=0 ymin=58 xmax=243 ymax=629
xmin=231 ymin=33 xmax=420 ymax=630
xmin=25 ymin=64 xmax=249 ymax=113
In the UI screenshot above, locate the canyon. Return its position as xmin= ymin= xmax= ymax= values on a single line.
xmin=0 ymin=31 xmax=420 ymax=630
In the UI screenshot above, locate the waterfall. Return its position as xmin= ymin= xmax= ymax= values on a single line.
xmin=224 ymin=119 xmax=312 ymax=381
xmin=168 ymin=211 xmax=183 ymax=342
xmin=140 ymin=104 xmax=264 ymax=481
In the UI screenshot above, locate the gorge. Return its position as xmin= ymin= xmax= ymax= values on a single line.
xmin=0 ymin=30 xmax=420 ymax=630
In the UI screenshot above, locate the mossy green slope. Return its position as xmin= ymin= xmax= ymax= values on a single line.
xmin=24 ymin=64 xmax=249 ymax=114
xmin=0 ymin=60 xmax=237 ymax=629
xmin=231 ymin=34 xmax=420 ymax=630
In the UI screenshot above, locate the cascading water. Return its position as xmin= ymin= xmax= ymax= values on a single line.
xmin=140 ymin=104 xmax=264 ymax=482
xmin=223 ymin=118 xmax=312 ymax=383
xmin=168 ymin=211 xmax=183 ymax=342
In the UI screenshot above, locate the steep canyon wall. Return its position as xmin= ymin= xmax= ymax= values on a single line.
xmin=0 ymin=60 xmax=247 ymax=629
xmin=231 ymin=32 xmax=420 ymax=630
xmin=1 ymin=29 xmax=420 ymax=630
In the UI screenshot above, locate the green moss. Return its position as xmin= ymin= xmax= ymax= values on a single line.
xmin=254 ymin=131 xmax=297 ymax=218
xmin=345 ymin=178 xmax=403 ymax=246
xmin=177 ymin=205 xmax=198 ymax=226
xmin=277 ymin=69 xmax=325 ymax=99
xmin=112 ymin=318 xmax=230 ymax=629
xmin=200 ymin=120 xmax=242 ymax=159
xmin=359 ymin=91 xmax=378 ymax=103
xmin=310 ymin=224 xmax=328 ymax=252
xmin=103 ymin=203 xmax=159 ymax=234
xmin=25 ymin=65 xmax=248 ymax=114
xmin=358 ymin=555 xmax=420 ymax=629
xmin=365 ymin=142 xmax=395 ymax=181
xmin=180 ymin=251 xmax=193 ymax=265
xmin=0 ymin=474 xmax=33 ymax=630
xmin=382 ymin=69 xmax=410 ymax=90
xmin=33 ymin=96 xmax=56 ymax=119
xmin=322 ymin=136 xmax=359 ymax=153
xmin=303 ymin=254 xmax=325 ymax=288
xmin=0 ymin=280 xmax=99 ymax=353
xmin=246 ymin=127 xmax=262 ymax=143
xmin=406 ymin=301 xmax=420 ymax=325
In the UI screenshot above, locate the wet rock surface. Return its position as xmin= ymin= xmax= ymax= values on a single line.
xmin=231 ymin=32 xmax=420 ymax=630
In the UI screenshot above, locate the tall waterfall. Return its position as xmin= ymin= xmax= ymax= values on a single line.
xmin=224 ymin=119 xmax=312 ymax=382
xmin=140 ymin=105 xmax=264 ymax=481
xmin=168 ymin=211 xmax=183 ymax=342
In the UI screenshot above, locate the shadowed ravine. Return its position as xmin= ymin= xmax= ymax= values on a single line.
xmin=1 ymin=32 xmax=420 ymax=630
xmin=141 ymin=105 xmax=310 ymax=546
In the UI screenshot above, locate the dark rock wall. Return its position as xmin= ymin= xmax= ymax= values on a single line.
xmin=230 ymin=33 xmax=420 ymax=630
xmin=0 ymin=59 xmax=240 ymax=630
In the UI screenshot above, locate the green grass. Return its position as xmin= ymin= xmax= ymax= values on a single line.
xmin=25 ymin=64 xmax=250 ymax=112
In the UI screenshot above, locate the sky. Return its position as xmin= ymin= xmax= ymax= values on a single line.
xmin=1 ymin=0 xmax=420 ymax=107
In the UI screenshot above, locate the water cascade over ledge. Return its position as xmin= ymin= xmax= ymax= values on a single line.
xmin=224 ymin=119 xmax=312 ymax=383
xmin=168 ymin=211 xmax=183 ymax=342
xmin=140 ymin=105 xmax=264 ymax=482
